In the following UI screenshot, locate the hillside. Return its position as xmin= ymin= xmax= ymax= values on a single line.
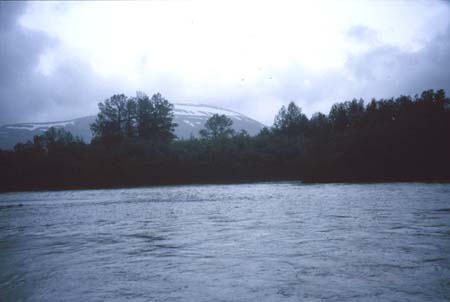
xmin=0 ymin=104 xmax=265 ymax=149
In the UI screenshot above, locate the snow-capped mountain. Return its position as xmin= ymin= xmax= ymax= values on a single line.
xmin=0 ymin=104 xmax=265 ymax=149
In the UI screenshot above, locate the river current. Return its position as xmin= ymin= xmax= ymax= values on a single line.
xmin=1 ymin=182 xmax=449 ymax=301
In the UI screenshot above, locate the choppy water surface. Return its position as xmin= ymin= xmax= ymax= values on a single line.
xmin=1 ymin=183 xmax=449 ymax=301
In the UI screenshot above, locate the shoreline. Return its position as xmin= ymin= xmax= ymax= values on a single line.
xmin=2 ymin=177 xmax=450 ymax=194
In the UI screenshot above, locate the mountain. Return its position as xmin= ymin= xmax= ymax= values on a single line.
xmin=0 ymin=104 xmax=266 ymax=149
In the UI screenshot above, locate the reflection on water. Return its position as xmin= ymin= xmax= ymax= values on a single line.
xmin=1 ymin=183 xmax=449 ymax=301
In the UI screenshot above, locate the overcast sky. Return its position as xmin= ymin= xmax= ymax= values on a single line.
xmin=1 ymin=0 xmax=450 ymax=126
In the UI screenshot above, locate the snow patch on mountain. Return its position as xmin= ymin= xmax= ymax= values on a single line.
xmin=183 ymin=120 xmax=196 ymax=127
xmin=6 ymin=121 xmax=75 ymax=131
xmin=0 ymin=104 xmax=266 ymax=149
xmin=174 ymin=104 xmax=243 ymax=117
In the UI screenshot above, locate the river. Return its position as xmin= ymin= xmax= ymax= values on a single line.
xmin=1 ymin=182 xmax=449 ymax=301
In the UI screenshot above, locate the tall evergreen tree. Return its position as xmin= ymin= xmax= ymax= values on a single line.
xmin=200 ymin=114 xmax=234 ymax=139
xmin=273 ymin=102 xmax=308 ymax=136
xmin=124 ymin=98 xmax=137 ymax=138
xmin=136 ymin=92 xmax=153 ymax=139
xmin=149 ymin=93 xmax=177 ymax=143
xmin=92 ymin=92 xmax=177 ymax=144
xmin=90 ymin=94 xmax=128 ymax=143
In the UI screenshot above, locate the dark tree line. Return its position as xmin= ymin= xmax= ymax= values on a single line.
xmin=1 ymin=89 xmax=449 ymax=191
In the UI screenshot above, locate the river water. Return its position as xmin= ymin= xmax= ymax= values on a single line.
xmin=0 ymin=182 xmax=449 ymax=301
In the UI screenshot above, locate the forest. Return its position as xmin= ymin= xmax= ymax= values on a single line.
xmin=1 ymin=89 xmax=449 ymax=191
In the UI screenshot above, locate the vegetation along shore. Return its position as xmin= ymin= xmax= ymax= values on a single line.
xmin=1 ymin=89 xmax=449 ymax=192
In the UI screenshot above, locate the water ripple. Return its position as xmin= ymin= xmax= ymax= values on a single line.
xmin=0 ymin=182 xmax=449 ymax=302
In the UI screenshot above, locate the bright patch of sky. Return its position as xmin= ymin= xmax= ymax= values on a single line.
xmin=1 ymin=0 xmax=449 ymax=125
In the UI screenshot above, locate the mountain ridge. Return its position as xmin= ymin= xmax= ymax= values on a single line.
xmin=0 ymin=104 xmax=266 ymax=149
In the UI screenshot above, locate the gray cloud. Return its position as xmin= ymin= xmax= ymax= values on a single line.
xmin=344 ymin=24 xmax=450 ymax=100
xmin=0 ymin=2 xmax=449 ymax=127
xmin=0 ymin=2 xmax=116 ymax=124
xmin=346 ymin=25 xmax=378 ymax=44
xmin=251 ymin=23 xmax=450 ymax=119
xmin=0 ymin=1 xmax=24 ymax=32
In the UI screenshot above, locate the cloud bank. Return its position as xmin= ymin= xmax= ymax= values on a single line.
xmin=0 ymin=1 xmax=449 ymax=126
